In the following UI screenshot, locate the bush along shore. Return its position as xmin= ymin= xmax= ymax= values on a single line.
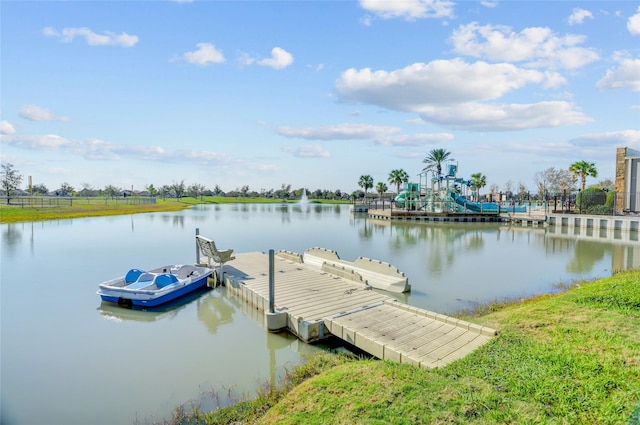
xmin=148 ymin=270 xmax=640 ymax=425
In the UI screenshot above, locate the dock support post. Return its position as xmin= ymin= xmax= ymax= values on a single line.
xmin=265 ymin=249 xmax=287 ymax=332
xmin=195 ymin=228 xmax=201 ymax=265
xmin=268 ymin=249 xmax=275 ymax=313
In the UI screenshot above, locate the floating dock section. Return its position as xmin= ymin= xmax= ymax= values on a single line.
xmin=220 ymin=250 xmax=497 ymax=368
xmin=367 ymin=208 xmax=501 ymax=223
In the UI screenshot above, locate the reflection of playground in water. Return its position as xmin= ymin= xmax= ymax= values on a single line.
xmin=368 ymin=219 xmax=506 ymax=274
xmin=365 ymin=217 xmax=639 ymax=280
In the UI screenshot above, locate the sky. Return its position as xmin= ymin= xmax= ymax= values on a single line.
xmin=1 ymin=0 xmax=639 ymax=195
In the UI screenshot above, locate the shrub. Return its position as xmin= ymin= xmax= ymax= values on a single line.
xmin=577 ymin=188 xmax=606 ymax=211
xmin=605 ymin=190 xmax=615 ymax=208
xmin=586 ymin=205 xmax=613 ymax=215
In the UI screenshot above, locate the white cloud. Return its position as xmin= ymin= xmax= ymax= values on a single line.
xmin=81 ymin=138 xmax=166 ymax=160
xmin=1 ymin=134 xmax=73 ymax=149
xmin=258 ymin=47 xmax=294 ymax=70
xmin=239 ymin=47 xmax=294 ymax=70
xmin=569 ymin=130 xmax=640 ymax=149
xmin=542 ymin=71 xmax=567 ymax=89
xmin=489 ymin=140 xmax=577 ymax=160
xmin=335 ymin=59 xmax=545 ymax=110
xmin=250 ymin=163 xmax=280 ymax=172
xmin=333 ymin=58 xmax=592 ymax=131
xmin=568 ymin=8 xmax=593 ymax=25
xmin=359 ymin=0 xmax=455 ymax=21
xmin=449 ymin=23 xmax=599 ymax=69
xmin=237 ymin=52 xmax=256 ymax=67
xmin=170 ymin=149 xmax=231 ymax=163
xmin=596 ymin=58 xmax=640 ymax=92
xmin=42 ymin=27 xmax=58 ymax=38
xmin=275 ymin=123 xmax=453 ymax=146
xmin=372 ymin=132 xmax=454 ymax=146
xmin=417 ymin=101 xmax=592 ymax=131
xmin=42 ymin=26 xmax=138 ymax=47
xmin=281 ymin=144 xmax=330 ymax=158
xmin=480 ymin=0 xmax=498 ymax=8
xmin=276 ymin=123 xmax=400 ymax=140
xmin=19 ymin=105 xmax=69 ymax=121
xmin=181 ymin=43 xmax=225 ymax=66
xmin=0 ymin=120 xmax=15 ymax=135
xmin=628 ymin=6 xmax=640 ymax=35
xmin=0 ymin=133 xmax=234 ymax=163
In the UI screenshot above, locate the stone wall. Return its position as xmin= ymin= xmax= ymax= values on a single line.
xmin=615 ymin=147 xmax=627 ymax=213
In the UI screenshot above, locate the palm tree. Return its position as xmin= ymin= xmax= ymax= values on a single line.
xmin=376 ymin=181 xmax=388 ymax=197
xmin=470 ymin=172 xmax=487 ymax=201
xmin=358 ymin=175 xmax=374 ymax=199
xmin=388 ymin=169 xmax=409 ymax=193
xmin=422 ymin=148 xmax=454 ymax=177
xmin=569 ymin=160 xmax=598 ymax=191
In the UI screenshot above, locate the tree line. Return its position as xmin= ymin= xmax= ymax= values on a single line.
xmin=1 ymin=154 xmax=604 ymax=205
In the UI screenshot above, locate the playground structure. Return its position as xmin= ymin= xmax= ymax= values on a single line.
xmin=394 ymin=163 xmax=527 ymax=214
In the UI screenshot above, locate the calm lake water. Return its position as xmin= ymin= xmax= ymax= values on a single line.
xmin=1 ymin=203 xmax=638 ymax=425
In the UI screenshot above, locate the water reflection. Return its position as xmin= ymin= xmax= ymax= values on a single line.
xmin=567 ymin=240 xmax=608 ymax=273
xmin=1 ymin=223 xmax=23 ymax=257
xmin=197 ymin=291 xmax=236 ymax=334
xmin=545 ymin=225 xmax=639 ymax=273
xmin=96 ymin=287 xmax=216 ymax=323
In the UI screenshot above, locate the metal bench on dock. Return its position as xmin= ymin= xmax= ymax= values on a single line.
xmin=195 ymin=235 xmax=235 ymax=284
xmin=218 ymin=249 xmax=497 ymax=369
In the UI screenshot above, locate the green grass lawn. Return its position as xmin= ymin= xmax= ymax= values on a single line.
xmin=179 ymin=270 xmax=639 ymax=425
xmin=0 ymin=199 xmax=190 ymax=223
xmin=0 ymin=196 xmax=348 ymax=224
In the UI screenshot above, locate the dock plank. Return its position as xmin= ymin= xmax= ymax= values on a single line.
xmin=222 ymin=251 xmax=497 ymax=368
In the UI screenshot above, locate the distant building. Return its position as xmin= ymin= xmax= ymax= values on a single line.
xmin=615 ymin=147 xmax=640 ymax=213
xmin=78 ymin=188 xmax=98 ymax=197
xmin=52 ymin=188 xmax=69 ymax=196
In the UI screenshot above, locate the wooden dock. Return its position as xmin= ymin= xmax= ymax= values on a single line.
xmin=219 ymin=250 xmax=497 ymax=368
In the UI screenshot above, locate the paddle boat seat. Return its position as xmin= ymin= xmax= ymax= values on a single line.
xmin=125 ymin=269 xmax=145 ymax=284
xmin=155 ymin=274 xmax=178 ymax=288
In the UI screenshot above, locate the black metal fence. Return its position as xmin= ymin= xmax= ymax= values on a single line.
xmin=548 ymin=191 xmax=639 ymax=216
xmin=354 ymin=191 xmax=640 ymax=216
xmin=0 ymin=196 xmax=157 ymax=208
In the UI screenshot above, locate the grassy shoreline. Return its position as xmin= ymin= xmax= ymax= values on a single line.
xmin=0 ymin=196 xmax=346 ymax=224
xmin=160 ymin=270 xmax=639 ymax=425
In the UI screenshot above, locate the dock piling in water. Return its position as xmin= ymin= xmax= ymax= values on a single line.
xmin=268 ymin=249 xmax=275 ymax=313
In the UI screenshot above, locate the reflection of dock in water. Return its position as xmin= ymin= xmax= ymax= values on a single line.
xmin=544 ymin=225 xmax=640 ymax=272
xmin=546 ymin=221 xmax=639 ymax=244
xmin=221 ymin=251 xmax=497 ymax=369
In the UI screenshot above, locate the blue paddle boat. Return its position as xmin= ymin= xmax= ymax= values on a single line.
xmin=97 ymin=264 xmax=214 ymax=308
